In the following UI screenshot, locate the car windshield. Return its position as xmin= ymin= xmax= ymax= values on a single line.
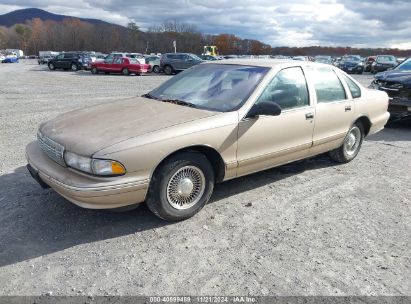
xmin=378 ymin=56 xmax=396 ymax=63
xmin=146 ymin=64 xmax=269 ymax=112
xmin=129 ymin=58 xmax=139 ymax=64
xmin=395 ymin=58 xmax=411 ymax=71
xmin=190 ymin=54 xmax=202 ymax=61
xmin=344 ymin=56 xmax=361 ymax=63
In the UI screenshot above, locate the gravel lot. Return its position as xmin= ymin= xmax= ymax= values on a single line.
xmin=0 ymin=60 xmax=410 ymax=296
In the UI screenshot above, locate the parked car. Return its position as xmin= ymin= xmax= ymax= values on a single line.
xmin=2 ymin=54 xmax=19 ymax=63
xmin=370 ymin=57 xmax=411 ymax=120
xmin=199 ymin=54 xmax=218 ymax=61
xmin=371 ymin=55 xmax=398 ymax=74
xmin=38 ymin=55 xmax=53 ymax=65
xmin=26 ymin=60 xmax=389 ymax=221
xmin=338 ymin=55 xmax=363 ymax=74
xmin=90 ymin=56 xmax=150 ymax=75
xmin=145 ymin=56 xmax=161 ymax=73
xmin=364 ymin=56 xmax=376 ymax=72
xmin=293 ymin=56 xmax=308 ymax=61
xmin=160 ymin=53 xmax=203 ymax=75
xmin=314 ymin=56 xmax=332 ymax=65
xmin=48 ymin=52 xmax=92 ymax=71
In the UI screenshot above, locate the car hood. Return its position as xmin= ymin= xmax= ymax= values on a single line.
xmin=375 ymin=70 xmax=411 ymax=85
xmin=40 ymin=97 xmax=218 ymax=156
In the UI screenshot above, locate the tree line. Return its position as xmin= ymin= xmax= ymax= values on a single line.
xmin=0 ymin=17 xmax=410 ymax=57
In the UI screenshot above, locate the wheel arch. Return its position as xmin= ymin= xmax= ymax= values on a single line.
xmin=150 ymin=145 xmax=226 ymax=184
xmin=354 ymin=115 xmax=371 ymax=136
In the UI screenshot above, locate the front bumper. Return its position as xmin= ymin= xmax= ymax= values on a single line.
xmin=25 ymin=141 xmax=149 ymax=209
xmin=370 ymin=82 xmax=411 ymax=120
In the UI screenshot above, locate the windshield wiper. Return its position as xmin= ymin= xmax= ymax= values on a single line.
xmin=161 ymin=99 xmax=197 ymax=108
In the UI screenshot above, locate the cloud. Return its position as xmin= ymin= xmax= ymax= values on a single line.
xmin=1 ymin=0 xmax=410 ymax=49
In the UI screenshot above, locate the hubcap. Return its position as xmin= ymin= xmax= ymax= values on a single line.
xmin=344 ymin=126 xmax=361 ymax=156
xmin=166 ymin=166 xmax=205 ymax=210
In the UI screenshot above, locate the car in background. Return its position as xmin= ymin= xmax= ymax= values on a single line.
xmin=364 ymin=56 xmax=376 ymax=72
xmin=26 ymin=60 xmax=389 ymax=221
xmin=160 ymin=53 xmax=203 ymax=75
xmin=90 ymin=56 xmax=150 ymax=75
xmin=338 ymin=55 xmax=363 ymax=74
xmin=293 ymin=56 xmax=309 ymax=61
xmin=371 ymin=55 xmax=398 ymax=74
xmin=2 ymin=54 xmax=19 ymax=63
xmin=145 ymin=56 xmax=161 ymax=73
xmin=38 ymin=55 xmax=53 ymax=65
xmin=370 ymin=57 xmax=411 ymax=121
xmin=48 ymin=52 xmax=92 ymax=71
xmin=314 ymin=56 xmax=332 ymax=65
xmin=199 ymin=54 xmax=218 ymax=61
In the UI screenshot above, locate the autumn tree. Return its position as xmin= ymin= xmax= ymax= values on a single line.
xmin=15 ymin=24 xmax=31 ymax=53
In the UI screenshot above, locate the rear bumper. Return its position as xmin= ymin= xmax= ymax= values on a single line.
xmin=25 ymin=141 xmax=149 ymax=209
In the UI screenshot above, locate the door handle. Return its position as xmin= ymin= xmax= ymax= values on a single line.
xmin=305 ymin=113 xmax=314 ymax=120
xmin=345 ymin=106 xmax=352 ymax=112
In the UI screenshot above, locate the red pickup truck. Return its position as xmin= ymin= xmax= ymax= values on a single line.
xmin=90 ymin=57 xmax=151 ymax=75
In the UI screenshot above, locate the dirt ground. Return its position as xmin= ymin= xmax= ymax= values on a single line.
xmin=0 ymin=60 xmax=410 ymax=296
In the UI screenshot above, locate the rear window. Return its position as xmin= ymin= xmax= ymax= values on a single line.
xmin=378 ymin=56 xmax=396 ymax=63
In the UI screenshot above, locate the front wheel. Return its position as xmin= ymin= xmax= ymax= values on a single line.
xmin=122 ymin=68 xmax=129 ymax=75
xmin=329 ymin=122 xmax=364 ymax=163
xmin=48 ymin=63 xmax=55 ymax=70
xmin=71 ymin=63 xmax=78 ymax=71
xmin=91 ymin=67 xmax=98 ymax=74
xmin=146 ymin=152 xmax=215 ymax=221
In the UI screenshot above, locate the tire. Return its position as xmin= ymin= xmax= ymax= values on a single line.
xmin=48 ymin=63 xmax=55 ymax=70
xmin=146 ymin=151 xmax=215 ymax=221
xmin=91 ymin=67 xmax=98 ymax=74
xmin=329 ymin=122 xmax=364 ymax=163
xmin=153 ymin=65 xmax=160 ymax=73
xmin=122 ymin=68 xmax=129 ymax=75
xmin=105 ymin=72 xmax=110 ymax=75
xmin=71 ymin=63 xmax=78 ymax=71
xmin=164 ymin=65 xmax=173 ymax=75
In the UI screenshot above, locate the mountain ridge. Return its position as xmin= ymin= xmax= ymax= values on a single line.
xmin=0 ymin=8 xmax=123 ymax=28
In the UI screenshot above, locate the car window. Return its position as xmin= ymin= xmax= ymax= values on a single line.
xmin=377 ymin=56 xmax=396 ymax=63
xmin=113 ymin=57 xmax=123 ymax=64
xmin=310 ymin=66 xmax=346 ymax=103
xmin=341 ymin=74 xmax=361 ymax=98
xmin=56 ymin=54 xmax=64 ymax=59
xmin=256 ymin=67 xmax=309 ymax=110
xmin=395 ymin=58 xmax=411 ymax=71
xmin=63 ymin=53 xmax=73 ymax=59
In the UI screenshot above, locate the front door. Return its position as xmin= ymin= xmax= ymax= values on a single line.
xmin=237 ymin=66 xmax=315 ymax=176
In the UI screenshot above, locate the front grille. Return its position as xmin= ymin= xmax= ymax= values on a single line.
xmin=37 ymin=131 xmax=66 ymax=166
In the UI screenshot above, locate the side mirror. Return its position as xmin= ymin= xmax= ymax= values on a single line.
xmin=246 ymin=102 xmax=282 ymax=119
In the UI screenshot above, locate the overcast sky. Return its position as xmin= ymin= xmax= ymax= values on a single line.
xmin=1 ymin=0 xmax=410 ymax=49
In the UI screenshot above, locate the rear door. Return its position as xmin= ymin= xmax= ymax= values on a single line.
xmin=307 ymin=65 xmax=355 ymax=154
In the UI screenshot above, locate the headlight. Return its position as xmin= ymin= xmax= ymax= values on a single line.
xmin=64 ymin=151 xmax=126 ymax=176
xmin=372 ymin=62 xmax=376 ymax=66
xmin=358 ymin=62 xmax=363 ymax=66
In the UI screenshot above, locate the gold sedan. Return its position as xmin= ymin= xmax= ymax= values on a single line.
xmin=26 ymin=60 xmax=390 ymax=221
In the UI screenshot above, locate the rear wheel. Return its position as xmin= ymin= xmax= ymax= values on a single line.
xmin=71 ymin=63 xmax=78 ymax=71
xmin=122 ymin=68 xmax=129 ymax=75
xmin=329 ymin=122 xmax=364 ymax=163
xmin=146 ymin=152 xmax=215 ymax=221
xmin=48 ymin=63 xmax=55 ymax=70
xmin=153 ymin=65 xmax=160 ymax=73
xmin=164 ymin=65 xmax=173 ymax=75
xmin=91 ymin=67 xmax=98 ymax=74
